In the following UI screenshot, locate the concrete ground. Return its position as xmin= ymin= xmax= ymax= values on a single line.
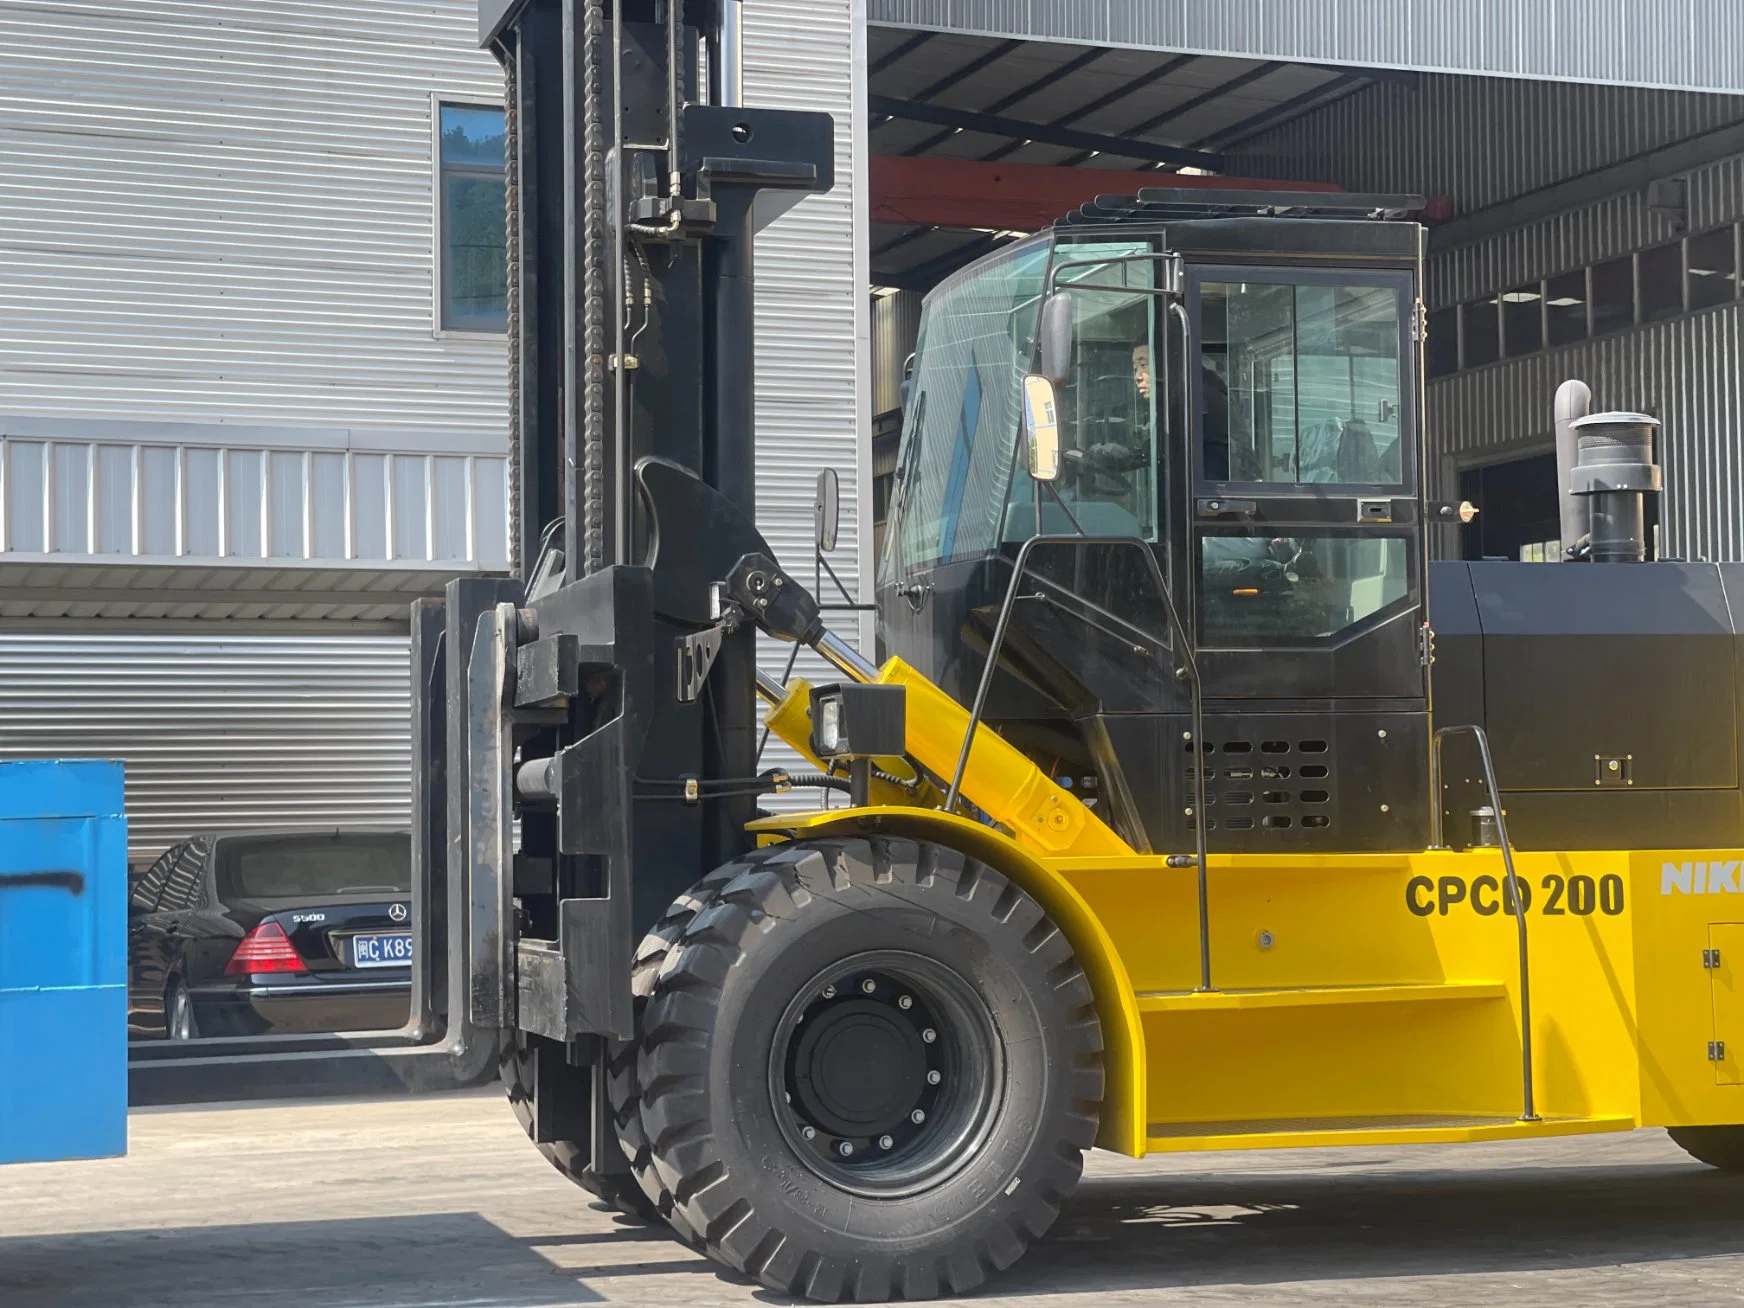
xmin=4 ymin=1091 xmax=1744 ymax=1307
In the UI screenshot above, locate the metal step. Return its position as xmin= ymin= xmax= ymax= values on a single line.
xmin=1144 ymin=1113 xmax=1635 ymax=1154
xmin=1134 ymin=981 xmax=1507 ymax=1014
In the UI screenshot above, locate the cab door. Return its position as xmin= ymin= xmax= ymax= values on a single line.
xmin=1182 ymin=266 xmax=1426 ymax=703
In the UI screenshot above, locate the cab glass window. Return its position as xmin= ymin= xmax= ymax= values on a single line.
xmin=1201 ymin=278 xmax=1405 ymax=487
xmin=1005 ymin=240 xmax=1162 ymax=543
xmin=1200 ymin=531 xmax=1409 ymax=645
xmin=886 ymin=239 xmax=1049 ymax=572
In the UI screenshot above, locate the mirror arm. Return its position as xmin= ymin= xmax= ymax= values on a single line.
xmin=1041 ymin=478 xmax=1087 ymax=536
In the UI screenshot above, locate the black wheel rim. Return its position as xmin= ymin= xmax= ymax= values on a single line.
xmin=768 ymin=950 xmax=1003 ymax=1198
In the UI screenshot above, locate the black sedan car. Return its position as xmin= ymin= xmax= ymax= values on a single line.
xmin=127 ymin=828 xmax=413 ymax=1039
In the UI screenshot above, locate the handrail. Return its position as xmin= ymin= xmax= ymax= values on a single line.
xmin=943 ymin=533 xmax=1216 ymax=992
xmin=1431 ymin=723 xmax=1539 ymax=1123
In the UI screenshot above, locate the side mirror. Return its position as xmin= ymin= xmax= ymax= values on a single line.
xmin=814 ymin=467 xmax=840 ymax=553
xmin=1022 ymin=375 xmax=1062 ymax=483
xmin=1038 ymin=291 xmax=1074 ymax=386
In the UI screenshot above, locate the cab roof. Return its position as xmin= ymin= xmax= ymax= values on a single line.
xmin=1053 ymin=189 xmax=1426 ymax=265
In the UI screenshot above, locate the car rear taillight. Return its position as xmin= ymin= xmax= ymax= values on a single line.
xmin=226 ymin=921 xmax=306 ymax=975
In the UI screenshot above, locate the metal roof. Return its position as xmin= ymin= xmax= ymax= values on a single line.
xmin=869 ymin=28 xmax=1392 ymax=288
xmin=870 ymin=0 xmax=1744 ymax=97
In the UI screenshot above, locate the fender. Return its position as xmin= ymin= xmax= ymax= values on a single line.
xmin=747 ymin=805 xmax=1148 ymax=1158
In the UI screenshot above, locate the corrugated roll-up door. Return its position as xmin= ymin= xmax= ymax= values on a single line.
xmin=0 ymin=635 xmax=409 ymax=859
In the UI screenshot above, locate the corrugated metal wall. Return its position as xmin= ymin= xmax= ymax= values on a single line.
xmin=0 ymin=634 xmax=411 ymax=859
xmin=1227 ymin=77 xmax=1744 ymax=223
xmin=745 ymin=0 xmax=874 ymax=770
xmin=0 ymin=0 xmax=510 ymax=570
xmin=746 ymin=0 xmax=867 ymax=618
xmin=868 ymin=1 xmax=1744 ymax=93
xmin=1428 ymin=307 xmax=1744 ymax=566
xmin=872 ymin=290 xmax=924 ymax=417
xmin=1429 ymin=152 xmax=1744 ymax=308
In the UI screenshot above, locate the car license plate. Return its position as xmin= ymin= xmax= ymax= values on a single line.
xmin=352 ymin=932 xmax=413 ymax=968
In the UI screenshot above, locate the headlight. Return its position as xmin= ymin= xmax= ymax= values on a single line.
xmin=815 ymin=697 xmax=842 ymax=755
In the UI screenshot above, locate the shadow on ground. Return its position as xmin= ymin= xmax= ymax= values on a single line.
xmin=7 ymin=1157 xmax=1744 ymax=1306
xmin=1002 ymin=1157 xmax=1744 ymax=1297
xmin=0 ymin=1210 xmax=629 ymax=1308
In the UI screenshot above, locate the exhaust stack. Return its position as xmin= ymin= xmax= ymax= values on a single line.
xmin=1568 ymin=411 xmax=1662 ymax=563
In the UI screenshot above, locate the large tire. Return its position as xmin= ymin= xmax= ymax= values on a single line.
xmin=502 ymin=1033 xmax=658 ymax=1221
xmin=639 ymin=837 xmax=1104 ymax=1303
xmin=1669 ymin=1125 xmax=1744 ymax=1170
xmin=605 ymin=863 xmax=749 ymax=1245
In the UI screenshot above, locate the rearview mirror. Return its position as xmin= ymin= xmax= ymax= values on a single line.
xmin=1022 ymin=375 xmax=1061 ymax=482
xmin=1038 ymin=292 xmax=1074 ymax=386
xmin=814 ymin=467 xmax=840 ymax=553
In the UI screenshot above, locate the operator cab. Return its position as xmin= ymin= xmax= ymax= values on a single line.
xmin=879 ymin=191 xmax=1429 ymax=855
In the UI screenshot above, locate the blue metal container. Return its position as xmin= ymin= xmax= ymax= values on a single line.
xmin=0 ymin=759 xmax=128 ymax=1163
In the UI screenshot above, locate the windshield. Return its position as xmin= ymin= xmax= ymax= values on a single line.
xmin=886 ymin=238 xmax=1049 ymax=573
xmin=218 ymin=833 xmax=411 ymax=900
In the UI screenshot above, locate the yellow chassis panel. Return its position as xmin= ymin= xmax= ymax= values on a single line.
xmin=754 ymin=657 xmax=1744 ymax=1158
xmin=749 ymin=816 xmax=1744 ymax=1157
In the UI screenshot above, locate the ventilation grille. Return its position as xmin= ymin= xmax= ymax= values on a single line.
xmin=1186 ymin=736 xmax=1333 ymax=834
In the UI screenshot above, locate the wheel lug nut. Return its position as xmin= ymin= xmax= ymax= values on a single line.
xmin=921 ymin=1028 xmax=937 ymax=1043
xmin=838 ymin=1141 xmax=854 ymax=1157
xmin=910 ymin=1109 xmax=926 ymax=1124
xmin=802 ymin=1126 xmax=816 ymax=1140
xmin=879 ymin=1135 xmax=894 ymax=1150
xmin=926 ymin=1070 xmax=941 ymax=1085
xmin=898 ymin=995 xmax=913 ymax=1010
xmin=861 ymin=978 xmax=877 ymax=994
xmin=822 ymin=984 xmax=837 ymax=999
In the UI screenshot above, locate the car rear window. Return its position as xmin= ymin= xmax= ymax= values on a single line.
xmin=217 ymin=835 xmax=411 ymax=900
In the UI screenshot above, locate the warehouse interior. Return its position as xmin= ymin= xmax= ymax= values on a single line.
xmin=862 ymin=24 xmax=1744 ymax=569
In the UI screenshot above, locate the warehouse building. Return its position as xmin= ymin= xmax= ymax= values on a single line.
xmin=0 ymin=0 xmax=859 ymax=853
xmin=4 ymin=0 xmax=1744 ymax=853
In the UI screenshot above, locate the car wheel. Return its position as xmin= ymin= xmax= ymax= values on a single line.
xmin=638 ymin=837 xmax=1104 ymax=1303
xmin=166 ymin=981 xmax=198 ymax=1041
xmin=1669 ymin=1125 xmax=1744 ymax=1170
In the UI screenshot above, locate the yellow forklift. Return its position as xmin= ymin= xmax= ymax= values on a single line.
xmin=455 ymin=2 xmax=1744 ymax=1300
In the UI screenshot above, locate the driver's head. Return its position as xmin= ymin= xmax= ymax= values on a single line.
xmin=1132 ymin=343 xmax=1152 ymax=399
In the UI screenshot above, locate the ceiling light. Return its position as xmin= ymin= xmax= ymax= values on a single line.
xmin=1689 ymin=266 xmax=1724 ymax=276
xmin=1546 ymin=296 xmax=1584 ymax=307
xmin=1500 ymin=291 xmax=1541 ymax=303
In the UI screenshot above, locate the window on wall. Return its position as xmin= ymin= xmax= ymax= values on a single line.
xmin=1545 ymin=269 xmax=1589 ymax=347
xmin=1638 ymin=241 xmax=1684 ymax=323
xmin=1431 ymin=223 xmax=1740 ymax=381
xmin=1501 ymin=284 xmax=1543 ymax=356
xmin=1462 ymin=295 xmax=1500 ymax=368
xmin=1590 ymin=255 xmax=1635 ymax=336
xmin=1687 ymin=227 xmax=1738 ymax=311
xmin=439 ymin=103 xmax=508 ymax=332
xmin=1426 ymin=306 xmax=1459 ymax=379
